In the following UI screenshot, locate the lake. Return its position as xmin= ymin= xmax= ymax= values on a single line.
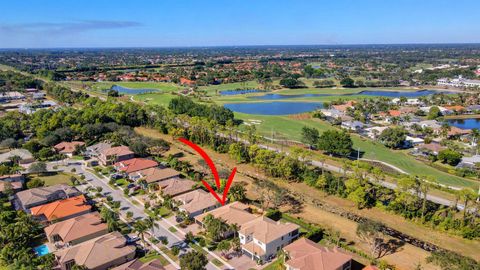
xmin=446 ymin=118 xmax=480 ymax=130
xmin=224 ymin=102 xmax=323 ymax=115
xmin=110 ymin=85 xmax=159 ymax=95
xmin=248 ymin=89 xmax=454 ymax=100
xmin=220 ymin=89 xmax=263 ymax=95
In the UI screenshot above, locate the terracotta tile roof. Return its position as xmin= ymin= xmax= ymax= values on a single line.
xmin=54 ymin=141 xmax=85 ymax=154
xmin=174 ymin=189 xmax=219 ymax=214
xmin=130 ymin=167 xmax=180 ymax=183
xmin=284 ymin=238 xmax=352 ymax=270
xmin=418 ymin=143 xmax=446 ymax=153
xmin=55 ymin=231 xmax=136 ymax=269
xmin=242 ymin=240 xmax=266 ymax=256
xmin=115 ymin=158 xmax=158 ymax=174
xmin=448 ymin=126 xmax=471 ymax=137
xmin=195 ymin=201 xmax=256 ymax=228
xmin=444 ymin=105 xmax=465 ymax=111
xmin=44 ymin=212 xmax=107 ymax=243
xmin=158 ymin=178 xmax=195 ymax=197
xmin=239 ymin=216 xmax=299 ymax=243
xmin=30 ymin=195 xmax=91 ymax=221
xmin=388 ymin=110 xmax=401 ymax=117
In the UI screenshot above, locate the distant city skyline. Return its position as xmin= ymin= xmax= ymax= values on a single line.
xmin=1 ymin=0 xmax=479 ymax=48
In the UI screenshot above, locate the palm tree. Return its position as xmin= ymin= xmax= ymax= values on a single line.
xmin=459 ymin=188 xmax=477 ymax=223
xmin=133 ymin=219 xmax=149 ymax=248
xmin=145 ymin=216 xmax=159 ymax=236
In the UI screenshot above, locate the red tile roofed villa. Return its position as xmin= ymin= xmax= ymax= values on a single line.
xmin=54 ymin=141 xmax=85 ymax=157
xmin=283 ymin=238 xmax=352 ymax=270
xmin=114 ymin=158 xmax=158 ymax=174
xmin=44 ymin=212 xmax=108 ymax=247
xmin=99 ymin=145 xmax=134 ymax=165
xmin=30 ymin=195 xmax=91 ymax=223
xmin=54 ymin=231 xmax=136 ymax=270
xmin=112 ymin=258 xmax=165 ymax=270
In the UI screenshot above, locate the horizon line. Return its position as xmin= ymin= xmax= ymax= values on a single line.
xmin=1 ymin=42 xmax=480 ymax=50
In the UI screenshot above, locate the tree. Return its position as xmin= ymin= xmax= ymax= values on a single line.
xmin=179 ymin=250 xmax=208 ymax=270
xmin=27 ymin=177 xmax=45 ymax=189
xmin=438 ymin=149 xmax=462 ymax=166
xmin=133 ymin=219 xmax=149 ymax=248
xmin=217 ymin=240 xmax=231 ymax=256
xmin=427 ymin=106 xmax=442 ymax=120
xmin=356 ymin=220 xmax=384 ymax=258
xmin=228 ymin=183 xmax=246 ymax=202
xmin=69 ymin=176 xmax=78 ymax=186
xmin=100 ymin=206 xmax=120 ymax=232
xmin=202 ymin=214 xmax=229 ymax=242
xmin=301 ymin=126 xmax=319 ymax=148
xmin=28 ymin=162 xmax=47 ymax=174
xmin=378 ymin=127 xmax=407 ymax=149
xmin=459 ymin=188 xmax=476 ymax=221
xmin=317 ymin=130 xmax=353 ymax=157
xmin=340 ymin=77 xmax=355 ymax=88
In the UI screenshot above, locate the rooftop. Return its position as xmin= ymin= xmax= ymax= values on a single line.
xmin=239 ymin=216 xmax=299 ymax=243
xmin=30 ymin=195 xmax=91 ymax=221
xmin=174 ymin=189 xmax=219 ymax=214
xmin=195 ymin=201 xmax=256 ymax=228
xmin=115 ymin=158 xmax=158 ymax=174
xmin=44 ymin=212 xmax=107 ymax=243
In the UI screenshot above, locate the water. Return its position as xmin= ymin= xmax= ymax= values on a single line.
xmin=34 ymin=244 xmax=50 ymax=256
xmin=446 ymin=118 xmax=480 ymax=130
xmin=220 ymin=89 xmax=262 ymax=95
xmin=248 ymin=89 xmax=454 ymax=100
xmin=110 ymin=85 xmax=159 ymax=95
xmin=224 ymin=102 xmax=323 ymax=115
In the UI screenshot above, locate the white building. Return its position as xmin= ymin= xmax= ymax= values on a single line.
xmin=437 ymin=76 xmax=480 ymax=89
xmin=239 ymin=216 xmax=299 ymax=262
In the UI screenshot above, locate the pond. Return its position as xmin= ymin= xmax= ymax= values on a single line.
xmin=248 ymin=89 xmax=454 ymax=100
xmin=224 ymin=102 xmax=323 ymax=115
xmin=110 ymin=85 xmax=159 ymax=95
xmin=446 ymin=118 xmax=480 ymax=130
xmin=220 ymin=89 xmax=263 ymax=95
xmin=34 ymin=244 xmax=50 ymax=256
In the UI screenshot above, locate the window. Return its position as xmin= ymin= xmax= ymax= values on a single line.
xmin=65 ymin=260 xmax=76 ymax=270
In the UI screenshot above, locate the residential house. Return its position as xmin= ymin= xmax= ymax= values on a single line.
xmin=157 ymin=178 xmax=195 ymax=197
xmin=85 ymin=142 xmax=112 ymax=158
xmin=0 ymin=91 xmax=25 ymax=101
xmin=195 ymin=202 xmax=257 ymax=234
xmin=405 ymin=136 xmax=424 ymax=147
xmin=0 ymin=149 xmax=34 ymax=164
xmin=44 ymin=212 xmax=108 ymax=248
xmin=364 ymin=126 xmax=389 ymax=139
xmin=112 ymin=259 xmax=165 ymax=270
xmin=54 ymin=231 xmax=136 ymax=270
xmin=99 ymin=146 xmax=134 ymax=166
xmin=283 ymin=238 xmax=352 ymax=270
xmin=54 ymin=141 xmax=85 ymax=157
xmin=30 ymin=195 xmax=91 ymax=223
xmin=129 ymin=167 xmax=181 ymax=185
xmin=14 ymin=184 xmax=81 ymax=210
xmin=447 ymin=126 xmax=471 ymax=138
xmin=456 ymin=155 xmax=480 ymax=169
xmin=341 ymin=121 xmax=365 ymax=132
xmin=174 ymin=189 xmax=220 ymax=218
xmin=332 ymin=101 xmax=355 ymax=113
xmin=239 ymin=216 xmax=300 ymax=262
xmin=415 ymin=143 xmax=446 ymax=156
xmin=0 ymin=174 xmax=25 ymax=195
xmin=114 ymin=158 xmax=158 ymax=174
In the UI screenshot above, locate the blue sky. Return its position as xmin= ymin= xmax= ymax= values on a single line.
xmin=1 ymin=0 xmax=479 ymax=48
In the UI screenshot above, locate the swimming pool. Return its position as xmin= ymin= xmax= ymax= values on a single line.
xmin=34 ymin=244 xmax=50 ymax=256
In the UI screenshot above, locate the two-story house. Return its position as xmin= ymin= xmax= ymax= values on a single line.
xmin=239 ymin=216 xmax=299 ymax=262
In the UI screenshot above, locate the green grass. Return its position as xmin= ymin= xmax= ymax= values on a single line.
xmin=212 ymin=259 xmax=224 ymax=267
xmin=134 ymin=92 xmax=177 ymax=106
xmin=115 ymin=178 xmax=129 ymax=187
xmin=30 ymin=172 xmax=74 ymax=186
xmin=233 ymin=112 xmax=479 ymax=189
xmin=168 ymin=226 xmax=177 ymax=233
xmin=139 ymin=251 xmax=170 ymax=266
xmin=262 ymin=257 xmax=284 ymax=270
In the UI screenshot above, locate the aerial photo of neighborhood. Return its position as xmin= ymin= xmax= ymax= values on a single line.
xmin=0 ymin=1 xmax=479 ymax=270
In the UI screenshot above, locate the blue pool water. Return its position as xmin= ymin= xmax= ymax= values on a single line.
xmin=34 ymin=244 xmax=50 ymax=256
xmin=220 ymin=89 xmax=263 ymax=95
xmin=110 ymin=85 xmax=159 ymax=95
xmin=224 ymin=102 xmax=323 ymax=115
xmin=248 ymin=89 xmax=454 ymax=100
xmin=446 ymin=118 xmax=480 ymax=130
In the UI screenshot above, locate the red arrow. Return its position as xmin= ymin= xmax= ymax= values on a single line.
xmin=178 ymin=138 xmax=236 ymax=205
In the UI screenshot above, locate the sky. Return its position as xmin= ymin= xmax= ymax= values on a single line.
xmin=0 ymin=0 xmax=479 ymax=48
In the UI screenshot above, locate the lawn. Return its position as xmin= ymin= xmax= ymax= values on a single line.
xmin=233 ymin=112 xmax=479 ymax=189
xmin=262 ymin=257 xmax=284 ymax=270
xmin=139 ymin=251 xmax=170 ymax=266
xmin=29 ymin=172 xmax=75 ymax=186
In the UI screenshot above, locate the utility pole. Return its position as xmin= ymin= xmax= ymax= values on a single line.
xmin=357 ymin=147 xmax=360 ymax=168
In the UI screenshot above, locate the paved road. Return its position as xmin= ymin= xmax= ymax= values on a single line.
xmin=48 ymin=160 xmax=233 ymax=270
